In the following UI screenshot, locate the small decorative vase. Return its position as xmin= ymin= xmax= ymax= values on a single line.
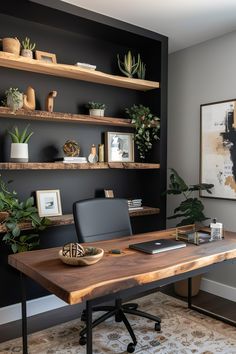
xmin=21 ymin=49 xmax=33 ymax=59
xmin=10 ymin=143 xmax=29 ymax=162
xmin=7 ymin=92 xmax=23 ymax=112
xmin=1 ymin=37 xmax=20 ymax=55
xmin=89 ymin=109 xmax=105 ymax=117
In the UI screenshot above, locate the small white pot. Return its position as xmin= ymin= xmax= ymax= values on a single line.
xmin=89 ymin=109 xmax=105 ymax=117
xmin=21 ymin=49 xmax=33 ymax=59
xmin=10 ymin=143 xmax=29 ymax=162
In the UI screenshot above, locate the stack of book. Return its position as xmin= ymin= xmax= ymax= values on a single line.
xmin=56 ymin=157 xmax=88 ymax=163
xmin=128 ymin=199 xmax=143 ymax=211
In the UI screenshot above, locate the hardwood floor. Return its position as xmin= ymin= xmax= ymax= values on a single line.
xmin=0 ymin=286 xmax=235 ymax=343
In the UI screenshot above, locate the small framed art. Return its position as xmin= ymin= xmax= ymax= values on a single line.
xmin=35 ymin=50 xmax=57 ymax=63
xmin=105 ymin=132 xmax=134 ymax=162
xmin=36 ymin=190 xmax=62 ymax=217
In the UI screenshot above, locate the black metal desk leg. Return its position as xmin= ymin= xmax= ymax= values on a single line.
xmin=86 ymin=300 xmax=93 ymax=354
xmin=188 ymin=277 xmax=192 ymax=308
xmin=20 ymin=273 xmax=28 ymax=354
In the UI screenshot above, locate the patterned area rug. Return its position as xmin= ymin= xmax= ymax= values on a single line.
xmin=0 ymin=292 xmax=235 ymax=354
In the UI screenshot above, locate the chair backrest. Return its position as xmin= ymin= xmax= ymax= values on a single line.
xmin=73 ymin=198 xmax=132 ymax=243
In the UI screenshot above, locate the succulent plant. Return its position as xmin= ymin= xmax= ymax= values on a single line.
xmin=4 ymin=88 xmax=23 ymax=112
xmin=8 ymin=125 xmax=34 ymax=144
xmin=137 ymin=60 xmax=146 ymax=80
xmin=117 ymin=51 xmax=140 ymax=78
xmin=21 ymin=37 xmax=36 ymax=51
xmin=86 ymin=101 xmax=106 ymax=110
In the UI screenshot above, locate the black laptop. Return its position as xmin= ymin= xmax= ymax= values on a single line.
xmin=129 ymin=238 xmax=186 ymax=254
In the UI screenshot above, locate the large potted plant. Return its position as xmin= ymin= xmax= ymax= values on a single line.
xmin=125 ymin=104 xmax=160 ymax=160
xmin=166 ymin=168 xmax=214 ymax=296
xmin=9 ymin=125 xmax=33 ymax=162
xmin=0 ymin=175 xmax=50 ymax=253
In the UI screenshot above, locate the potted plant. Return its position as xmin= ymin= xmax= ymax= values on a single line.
xmin=117 ymin=50 xmax=140 ymax=78
xmin=125 ymin=104 xmax=160 ymax=160
xmin=86 ymin=101 xmax=106 ymax=117
xmin=0 ymin=175 xmax=50 ymax=253
xmin=9 ymin=125 xmax=33 ymax=162
xmin=21 ymin=37 xmax=36 ymax=59
xmin=4 ymin=87 xmax=23 ymax=112
xmin=1 ymin=37 xmax=20 ymax=55
xmin=166 ymin=168 xmax=214 ymax=296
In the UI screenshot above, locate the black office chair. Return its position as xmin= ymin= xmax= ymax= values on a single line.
xmin=73 ymin=198 xmax=161 ymax=353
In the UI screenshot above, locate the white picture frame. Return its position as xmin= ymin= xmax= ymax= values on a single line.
xmin=36 ymin=190 xmax=62 ymax=217
xmin=105 ymin=132 xmax=134 ymax=162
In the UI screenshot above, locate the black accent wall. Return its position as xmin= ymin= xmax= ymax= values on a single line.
xmin=0 ymin=0 xmax=168 ymax=307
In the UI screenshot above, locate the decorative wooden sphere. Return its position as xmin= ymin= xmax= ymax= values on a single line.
xmin=63 ymin=140 xmax=80 ymax=157
xmin=62 ymin=242 xmax=85 ymax=257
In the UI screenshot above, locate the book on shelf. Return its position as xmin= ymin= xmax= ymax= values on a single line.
xmin=55 ymin=157 xmax=88 ymax=163
xmin=127 ymin=198 xmax=142 ymax=210
xmin=128 ymin=206 xmax=144 ymax=211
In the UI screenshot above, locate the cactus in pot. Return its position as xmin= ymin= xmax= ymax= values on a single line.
xmin=117 ymin=51 xmax=140 ymax=78
xmin=5 ymin=88 xmax=23 ymax=112
xmin=21 ymin=37 xmax=36 ymax=58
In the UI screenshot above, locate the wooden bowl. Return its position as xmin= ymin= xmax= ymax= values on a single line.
xmin=58 ymin=247 xmax=104 ymax=266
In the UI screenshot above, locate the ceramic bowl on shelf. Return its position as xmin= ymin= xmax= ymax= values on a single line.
xmin=58 ymin=246 xmax=104 ymax=266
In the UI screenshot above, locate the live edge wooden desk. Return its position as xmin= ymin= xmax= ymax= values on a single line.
xmin=8 ymin=228 xmax=236 ymax=354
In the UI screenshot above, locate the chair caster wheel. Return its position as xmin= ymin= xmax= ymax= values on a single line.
xmin=127 ymin=342 xmax=136 ymax=353
xmin=155 ymin=322 xmax=161 ymax=331
xmin=81 ymin=311 xmax=87 ymax=322
xmin=79 ymin=336 xmax=87 ymax=345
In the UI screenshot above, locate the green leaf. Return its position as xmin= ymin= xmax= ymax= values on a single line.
xmin=11 ymin=244 xmax=18 ymax=253
xmin=25 ymin=197 xmax=34 ymax=208
xmin=12 ymin=226 xmax=21 ymax=237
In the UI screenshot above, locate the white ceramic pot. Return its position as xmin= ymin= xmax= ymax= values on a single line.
xmin=89 ymin=109 xmax=105 ymax=117
xmin=10 ymin=143 xmax=29 ymax=162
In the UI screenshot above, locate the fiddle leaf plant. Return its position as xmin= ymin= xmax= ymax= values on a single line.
xmin=125 ymin=104 xmax=160 ymax=160
xmin=166 ymin=168 xmax=214 ymax=226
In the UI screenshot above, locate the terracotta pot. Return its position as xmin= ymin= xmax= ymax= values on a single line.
xmin=1 ymin=37 xmax=20 ymax=55
xmin=0 ymin=211 xmax=10 ymax=223
xmin=174 ymin=275 xmax=202 ymax=297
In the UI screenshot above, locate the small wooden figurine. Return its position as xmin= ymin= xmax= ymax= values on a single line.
xmin=46 ymin=90 xmax=57 ymax=112
xmin=23 ymin=86 xmax=36 ymax=110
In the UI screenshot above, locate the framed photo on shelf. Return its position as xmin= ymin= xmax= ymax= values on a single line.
xmin=105 ymin=132 xmax=134 ymax=162
xmin=36 ymin=190 xmax=62 ymax=217
xmin=104 ymin=189 xmax=114 ymax=198
xmin=200 ymin=98 xmax=236 ymax=200
xmin=35 ymin=50 xmax=57 ymax=64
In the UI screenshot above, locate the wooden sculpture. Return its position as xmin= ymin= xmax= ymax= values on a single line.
xmin=23 ymin=86 xmax=36 ymax=110
xmin=46 ymin=91 xmax=57 ymax=112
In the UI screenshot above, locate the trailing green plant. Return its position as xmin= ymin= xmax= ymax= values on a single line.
xmin=0 ymin=175 xmax=50 ymax=253
xmin=86 ymin=101 xmax=106 ymax=110
xmin=125 ymin=104 xmax=160 ymax=160
xmin=137 ymin=60 xmax=146 ymax=80
xmin=21 ymin=37 xmax=36 ymax=51
xmin=117 ymin=51 xmax=140 ymax=78
xmin=165 ymin=168 xmax=214 ymax=226
xmin=8 ymin=125 xmax=33 ymax=143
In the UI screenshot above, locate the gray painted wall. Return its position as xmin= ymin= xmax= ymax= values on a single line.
xmin=168 ymin=31 xmax=236 ymax=288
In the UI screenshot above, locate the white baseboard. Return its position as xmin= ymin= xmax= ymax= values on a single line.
xmin=200 ymin=277 xmax=236 ymax=302
xmin=0 ymin=294 xmax=68 ymax=325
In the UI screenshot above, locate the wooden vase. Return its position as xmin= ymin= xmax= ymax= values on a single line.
xmin=1 ymin=37 xmax=20 ymax=55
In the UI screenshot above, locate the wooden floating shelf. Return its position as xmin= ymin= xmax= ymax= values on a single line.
xmin=0 ymin=162 xmax=160 ymax=170
xmin=0 ymin=207 xmax=160 ymax=234
xmin=0 ymin=52 xmax=160 ymax=91
xmin=0 ymin=107 xmax=134 ymax=127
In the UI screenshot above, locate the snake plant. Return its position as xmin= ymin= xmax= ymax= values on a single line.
xmin=117 ymin=51 xmax=140 ymax=78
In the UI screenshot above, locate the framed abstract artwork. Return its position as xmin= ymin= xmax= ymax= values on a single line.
xmin=36 ymin=190 xmax=62 ymax=217
xmin=200 ymin=98 xmax=236 ymax=200
xmin=105 ymin=132 xmax=134 ymax=162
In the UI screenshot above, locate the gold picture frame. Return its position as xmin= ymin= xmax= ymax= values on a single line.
xmin=105 ymin=132 xmax=134 ymax=162
xmin=36 ymin=189 xmax=62 ymax=217
xmin=35 ymin=50 xmax=57 ymax=64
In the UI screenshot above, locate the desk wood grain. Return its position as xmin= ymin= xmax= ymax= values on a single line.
xmin=8 ymin=229 xmax=236 ymax=305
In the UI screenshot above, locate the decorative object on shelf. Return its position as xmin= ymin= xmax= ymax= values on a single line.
xmin=46 ymin=90 xmax=57 ymax=112
xmin=117 ymin=50 xmax=140 ymax=78
xmin=4 ymin=87 xmax=23 ymax=112
xmin=62 ymin=242 xmax=85 ymax=257
xmin=0 ymin=175 xmax=50 ymax=253
xmin=86 ymin=101 xmax=106 ymax=117
xmin=105 ymin=132 xmax=134 ymax=162
xmin=128 ymin=198 xmax=143 ymax=211
xmin=88 ymin=144 xmax=98 ymax=163
xmin=125 ymin=104 xmax=160 ymax=160
xmin=23 ymin=86 xmax=36 ymax=110
xmin=57 ymin=156 xmax=87 ymax=164
xmin=36 ymin=189 xmax=62 ymax=217
xmin=201 ymin=99 xmax=236 ymax=200
xmin=21 ymin=37 xmax=36 ymax=58
xmin=165 ymin=168 xmax=214 ymax=226
xmin=210 ymin=218 xmax=223 ymax=241
xmin=35 ymin=50 xmax=57 ymax=63
xmin=59 ymin=245 xmax=104 ymax=266
xmin=63 ymin=140 xmax=80 ymax=157
xmin=75 ymin=62 xmax=96 ymax=70
xmin=98 ymin=143 xmax=104 ymax=162
xmin=104 ymin=189 xmax=114 ymax=198
xmin=1 ymin=37 xmax=20 ymax=55
xmin=137 ymin=58 xmax=146 ymax=80
xmin=9 ymin=125 xmax=33 ymax=162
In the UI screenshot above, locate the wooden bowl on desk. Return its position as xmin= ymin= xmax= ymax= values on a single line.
xmin=59 ymin=247 xmax=104 ymax=266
